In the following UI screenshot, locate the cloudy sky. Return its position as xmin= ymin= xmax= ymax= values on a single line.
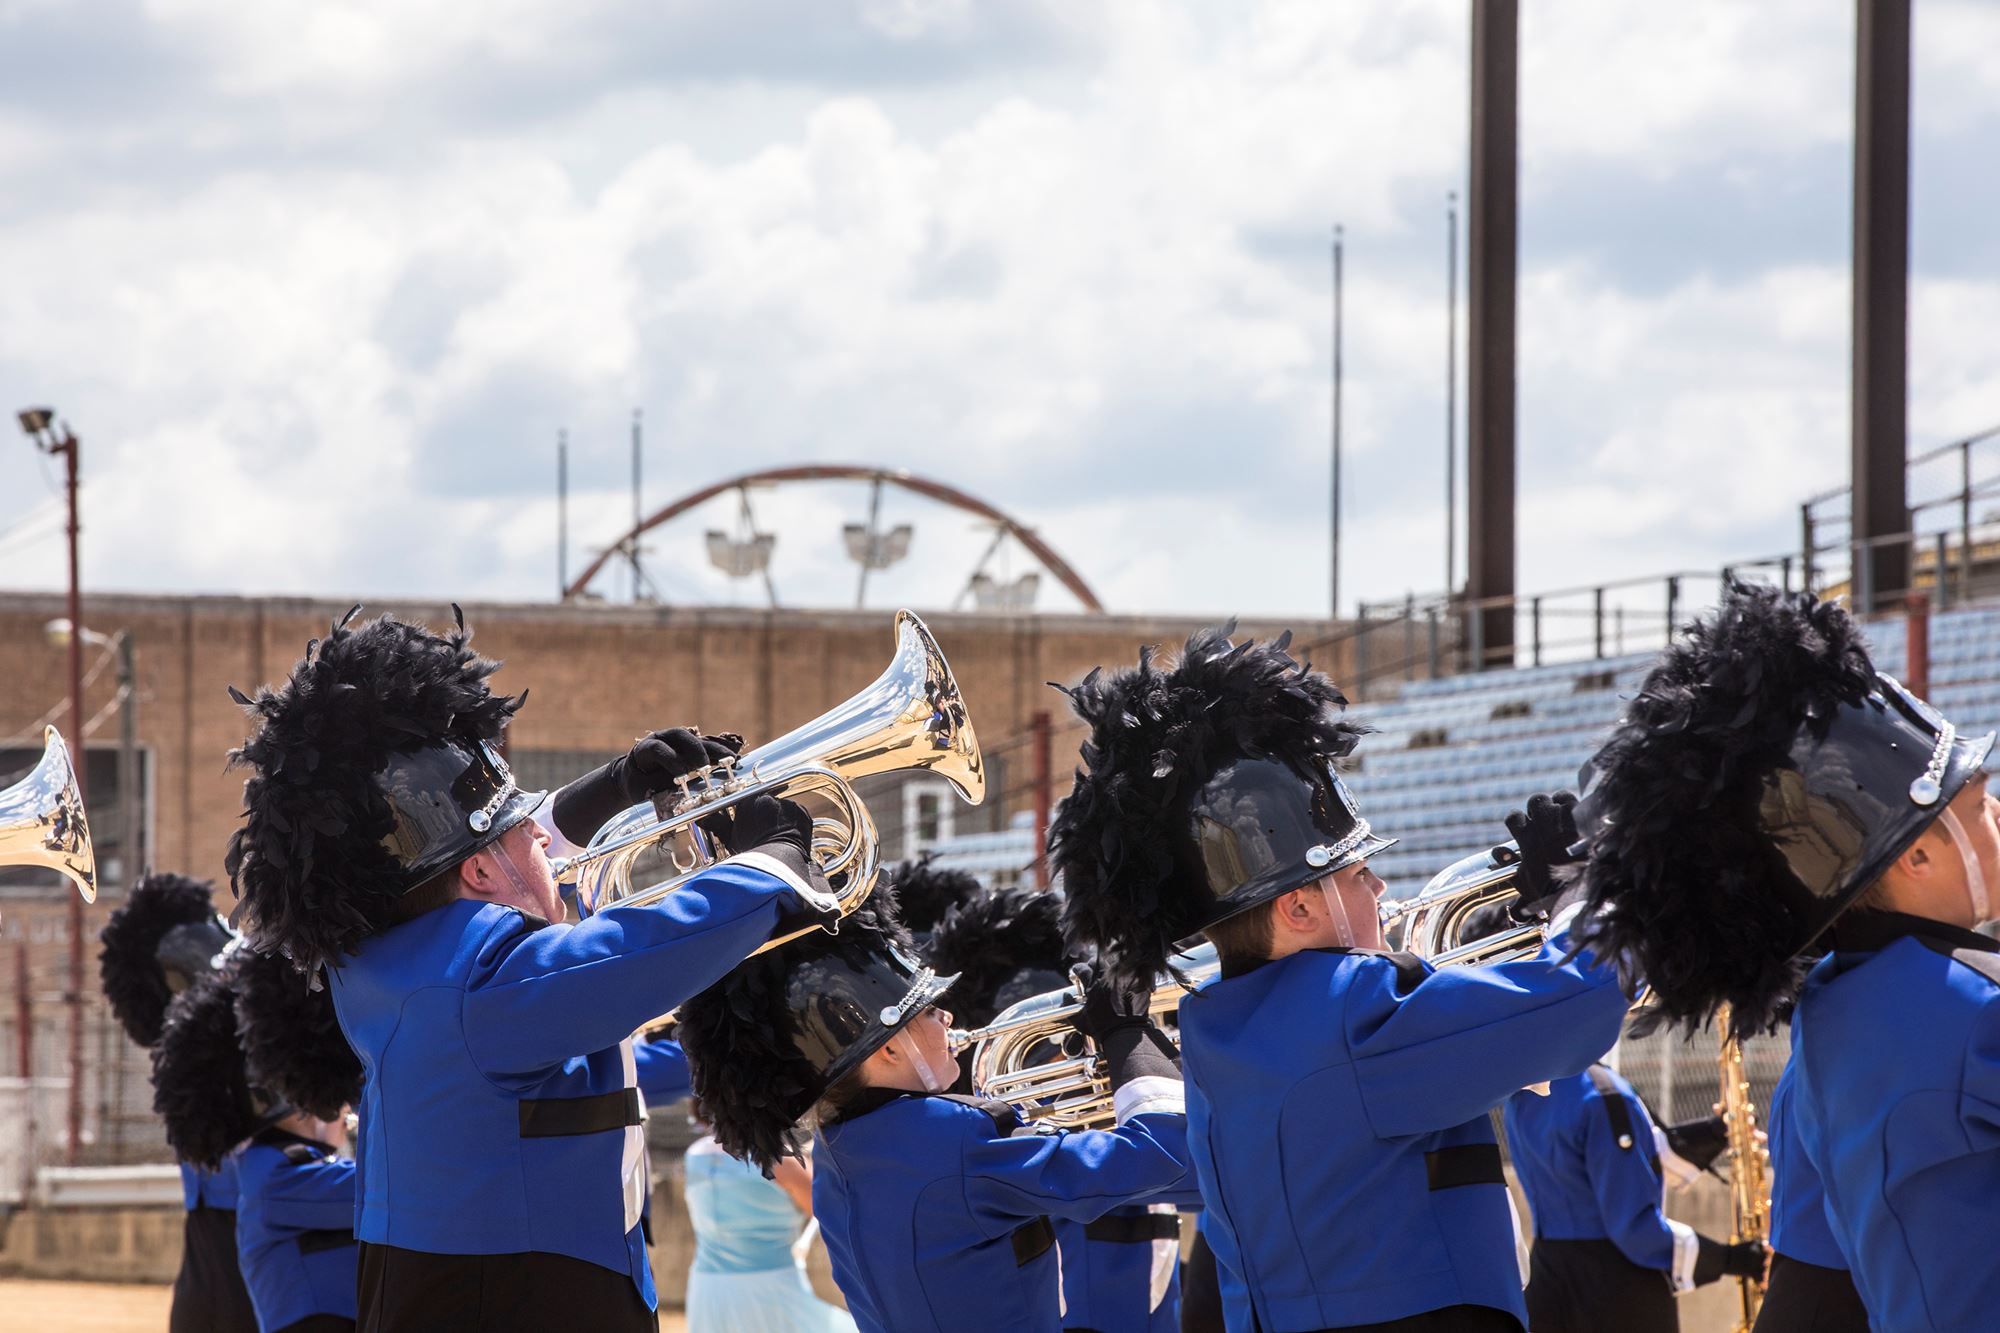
xmin=0 ymin=0 xmax=1995 ymax=624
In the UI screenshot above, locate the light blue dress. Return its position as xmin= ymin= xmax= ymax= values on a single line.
xmin=684 ymin=1136 xmax=856 ymax=1333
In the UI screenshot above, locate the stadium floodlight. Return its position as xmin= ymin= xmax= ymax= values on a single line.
xmin=842 ymin=522 xmax=913 ymax=571
xmin=970 ymin=571 xmax=1040 ymax=612
xmin=706 ymin=530 xmax=776 ymax=578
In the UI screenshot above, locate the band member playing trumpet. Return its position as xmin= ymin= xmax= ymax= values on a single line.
xmin=1572 ymin=583 xmax=2000 ymax=1332
xmin=101 ymin=874 xmax=258 ymax=1333
xmin=929 ymin=883 xmax=1210 ymax=1333
xmin=1051 ymin=628 xmax=1634 ymax=1332
xmin=226 ymin=607 xmax=832 ymax=1332
xmin=678 ymin=882 xmax=1194 ymax=1333
xmin=1503 ymin=1060 xmax=1762 ymax=1332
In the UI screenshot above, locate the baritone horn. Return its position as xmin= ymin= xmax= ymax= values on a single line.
xmin=0 ymin=726 xmax=97 ymax=903
xmin=551 ymin=610 xmax=984 ymax=956
xmin=948 ymin=943 xmax=1220 ymax=1131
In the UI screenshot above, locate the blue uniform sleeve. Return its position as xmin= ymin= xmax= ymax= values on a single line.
xmin=1582 ymin=1084 xmax=1678 ymax=1271
xmin=1959 ymin=978 xmax=2000 ymax=1149
xmin=461 ymin=862 xmax=793 ymax=1079
xmin=634 ymin=1038 xmax=691 ymax=1105
xmin=959 ymin=1111 xmax=1193 ymax=1234
xmin=1344 ymin=927 xmax=1629 ymax=1138
xmin=258 ymin=1154 xmax=359 ymax=1233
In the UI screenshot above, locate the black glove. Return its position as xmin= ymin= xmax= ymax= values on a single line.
xmin=1694 ymin=1236 xmax=1767 ymax=1285
xmin=550 ymin=728 xmax=741 ymax=846
xmin=1499 ymin=791 xmax=1582 ymax=919
xmin=1073 ymin=964 xmax=1181 ymax=1091
xmin=1663 ymin=1114 xmax=1729 ymax=1174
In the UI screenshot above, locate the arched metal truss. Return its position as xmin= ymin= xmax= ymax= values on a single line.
xmin=561 ymin=464 xmax=1106 ymax=613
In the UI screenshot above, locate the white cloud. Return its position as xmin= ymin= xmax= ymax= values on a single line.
xmin=0 ymin=0 xmax=1994 ymax=630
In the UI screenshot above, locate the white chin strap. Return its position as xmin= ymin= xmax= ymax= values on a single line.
xmin=890 ymin=1027 xmax=954 ymax=1093
xmin=1318 ymin=881 xmax=1361 ymax=949
xmin=1935 ymin=807 xmax=1992 ymax=924
xmin=492 ymin=833 xmax=551 ymax=911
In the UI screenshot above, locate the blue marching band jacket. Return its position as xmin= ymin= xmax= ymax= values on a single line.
xmin=1790 ymin=910 xmax=2000 ymax=1332
xmin=1177 ymin=913 xmax=1629 ymax=1333
xmin=176 ymin=1159 xmax=261 ymax=1333
xmin=811 ymin=1082 xmax=1192 ymax=1333
xmin=327 ymin=858 xmax=806 ymax=1311
xmin=231 ymin=1128 xmax=360 ymax=1332
xmin=1053 ymin=1172 xmax=1207 ymax=1333
xmin=1756 ymin=1057 xmax=1869 ymax=1333
xmin=1504 ymin=1065 xmax=1701 ymax=1288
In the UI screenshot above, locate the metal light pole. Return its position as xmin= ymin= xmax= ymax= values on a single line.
xmin=1330 ymin=224 xmax=1345 ymax=621
xmin=17 ymin=406 xmax=86 ymax=1164
xmin=1445 ymin=192 xmax=1459 ymax=602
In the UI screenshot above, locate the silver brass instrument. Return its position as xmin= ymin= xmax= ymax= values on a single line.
xmin=0 ymin=726 xmax=97 ymax=902
xmin=1377 ymin=842 xmax=1542 ymax=966
xmin=948 ymin=943 xmax=1219 ymax=1130
xmin=552 ymin=610 xmax=983 ymax=956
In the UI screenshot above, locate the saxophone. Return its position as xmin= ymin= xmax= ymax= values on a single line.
xmin=1715 ymin=1003 xmax=1771 ymax=1332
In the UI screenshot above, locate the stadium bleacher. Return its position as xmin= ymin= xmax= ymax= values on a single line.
xmin=1348 ymin=603 xmax=2000 ymax=907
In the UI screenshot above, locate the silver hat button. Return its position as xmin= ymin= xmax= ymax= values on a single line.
xmin=1304 ymin=845 xmax=1332 ymax=868
xmin=468 ymin=809 xmax=492 ymax=833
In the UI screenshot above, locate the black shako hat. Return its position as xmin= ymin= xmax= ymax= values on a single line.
xmin=151 ymin=963 xmax=266 ymax=1170
xmin=679 ymin=882 xmax=956 ymax=1173
xmin=1574 ymin=583 xmax=1994 ymax=1038
xmin=225 ymin=606 xmax=542 ymax=975
xmin=1050 ymin=625 xmax=1390 ymax=992
xmin=100 ymin=873 xmax=236 ymax=1049
xmin=927 ymin=884 xmax=1070 ymax=1031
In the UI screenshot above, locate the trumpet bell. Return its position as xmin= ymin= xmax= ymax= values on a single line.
xmin=0 ymin=727 xmax=97 ymax=903
xmin=1378 ymin=843 xmax=1540 ymax=967
xmin=951 ymin=942 xmax=1219 ymax=1130
xmin=561 ymin=610 xmax=983 ymax=953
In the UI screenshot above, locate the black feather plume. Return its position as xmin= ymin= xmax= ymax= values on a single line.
xmin=224 ymin=610 xmax=523 ymax=974
xmin=927 ymin=886 xmax=1070 ymax=1029
xmin=1574 ymin=584 xmax=1876 ymax=1038
xmin=99 ymin=874 xmax=221 ymax=1048
xmin=233 ymin=950 xmax=362 ymax=1121
xmin=1049 ymin=624 xmax=1366 ymax=991
xmin=891 ymin=853 xmax=983 ymax=938
xmin=679 ymin=887 xmax=915 ymax=1175
xmin=151 ymin=971 xmax=258 ymax=1169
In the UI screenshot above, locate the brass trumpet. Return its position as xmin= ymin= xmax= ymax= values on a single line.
xmin=0 ymin=727 xmax=97 ymax=902
xmin=551 ymin=610 xmax=983 ymax=957
xmin=1377 ymin=842 xmax=1543 ymax=966
xmin=948 ymin=943 xmax=1219 ymax=1131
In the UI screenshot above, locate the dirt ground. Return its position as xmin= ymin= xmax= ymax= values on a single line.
xmin=0 ymin=1281 xmax=691 ymax=1332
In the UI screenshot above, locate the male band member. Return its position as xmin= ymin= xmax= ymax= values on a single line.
xmin=153 ymin=954 xmax=360 ymax=1333
xmin=930 ymin=885 xmax=1201 ymax=1333
xmin=1753 ymin=1060 xmax=1868 ymax=1332
xmin=100 ymin=873 xmax=257 ymax=1333
xmin=1051 ymin=628 xmax=1633 ymax=1332
xmin=678 ymin=886 xmax=1193 ymax=1333
xmin=1503 ymin=1061 xmax=1761 ymax=1332
xmin=226 ymin=607 xmax=832 ymax=1331
xmin=1572 ymin=583 xmax=2000 ymax=1331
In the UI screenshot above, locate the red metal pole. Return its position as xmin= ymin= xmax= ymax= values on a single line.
xmin=15 ymin=941 xmax=33 ymax=1199
xmin=1905 ymin=589 xmax=1931 ymax=699
xmin=14 ymin=941 xmax=29 ymax=1079
xmin=60 ymin=430 xmax=85 ymax=1165
xmin=1031 ymin=711 xmax=1053 ymax=886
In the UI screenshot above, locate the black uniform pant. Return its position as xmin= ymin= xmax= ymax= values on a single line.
xmin=1751 ymin=1252 xmax=1870 ymax=1333
xmin=276 ymin=1318 xmax=357 ymax=1333
xmin=1180 ymin=1224 xmax=1226 ymax=1333
xmin=357 ymin=1243 xmax=657 ymax=1333
xmin=1525 ymin=1238 xmax=1676 ymax=1333
xmin=171 ymin=1206 xmax=259 ymax=1333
